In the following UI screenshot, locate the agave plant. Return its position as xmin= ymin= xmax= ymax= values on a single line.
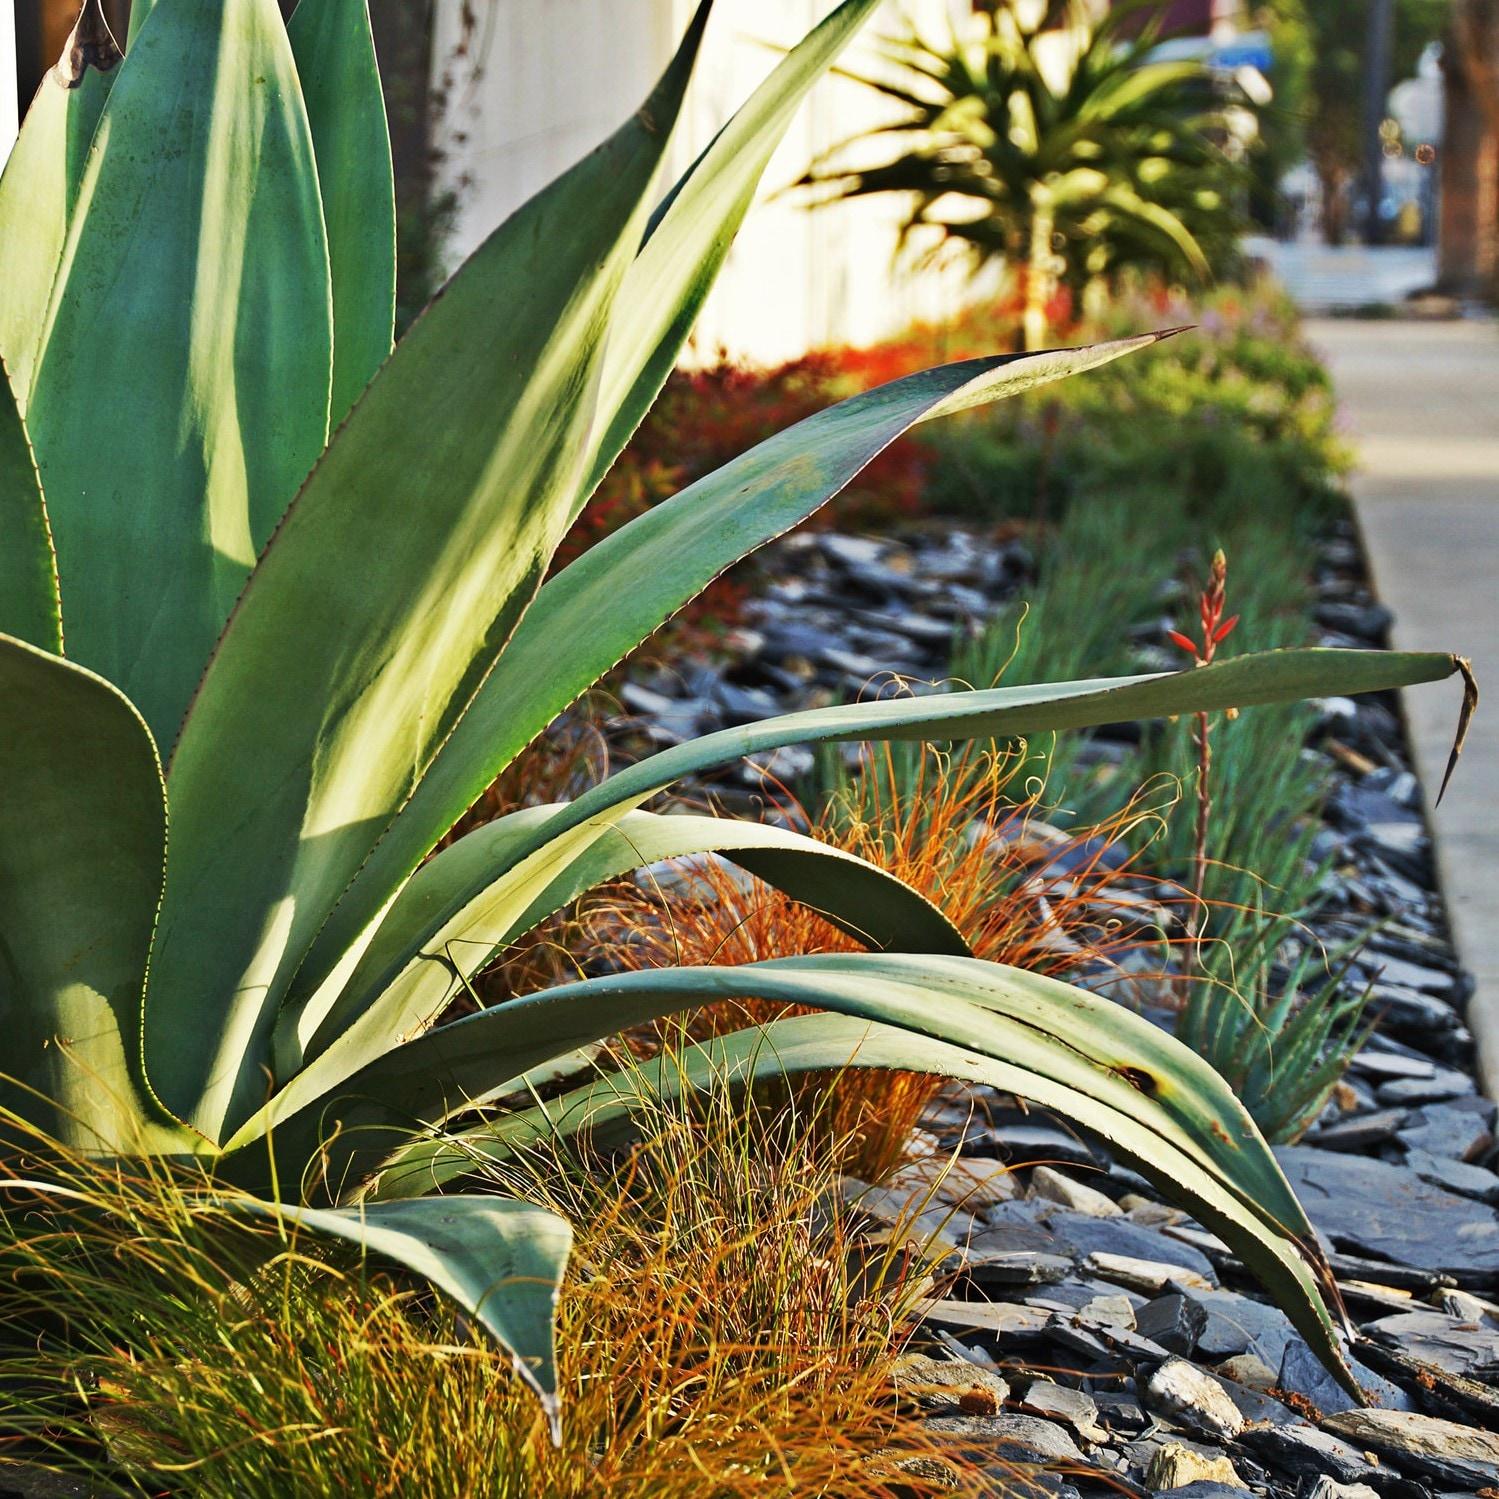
xmin=802 ymin=0 xmax=1249 ymax=347
xmin=0 ymin=0 xmax=1470 ymax=1427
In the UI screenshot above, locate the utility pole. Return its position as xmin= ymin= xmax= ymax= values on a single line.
xmin=1362 ymin=0 xmax=1396 ymax=243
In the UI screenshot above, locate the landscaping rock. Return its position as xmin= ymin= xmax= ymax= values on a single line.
xmin=923 ymin=1412 xmax=1085 ymax=1467
xmin=1146 ymin=1444 xmax=1245 ymax=1490
xmin=1276 ymin=1338 xmax=1409 ymax=1414
xmin=962 ymin=1223 xmax=1076 ymax=1286
xmin=1028 ymin=1165 xmax=1121 ymax=1217
xmin=1398 ymin=1098 xmax=1496 ymax=1160
xmin=1013 ymin=1380 xmax=1106 ymax=1443
xmin=1238 ymin=1422 xmax=1383 ymax=1486
xmin=1275 ymin=1147 xmax=1499 ymax=1283
xmin=1362 ymin=1308 xmax=1499 ymax=1377
xmin=1134 ymin=1291 xmax=1209 ymax=1355
xmin=1402 ymin=1146 xmax=1499 ymax=1204
xmin=1085 ymin=1250 xmax=1214 ymax=1295
xmin=1322 ymin=1408 xmax=1499 ymax=1487
xmin=1144 ymin=1359 xmax=1246 ymax=1442
xmin=1040 ymin=1211 xmax=1219 ymax=1283
xmin=892 ymin=1353 xmax=1011 ymax=1414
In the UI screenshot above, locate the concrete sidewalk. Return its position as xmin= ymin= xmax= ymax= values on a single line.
xmin=1306 ymin=318 xmax=1498 ymax=1090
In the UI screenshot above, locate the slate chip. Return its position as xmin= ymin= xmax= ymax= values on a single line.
xmin=1275 ymin=1146 xmax=1499 ymax=1284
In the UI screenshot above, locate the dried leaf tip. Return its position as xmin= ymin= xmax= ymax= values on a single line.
xmin=1437 ymin=656 xmax=1478 ymax=806
xmin=55 ymin=0 xmax=122 ymax=88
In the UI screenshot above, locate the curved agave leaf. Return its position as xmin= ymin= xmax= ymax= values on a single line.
xmin=272 ymin=803 xmax=967 ymax=1085
xmin=0 ymin=634 xmax=186 ymax=1153
xmin=0 ymin=0 xmax=121 ymax=403
xmin=365 ymin=1011 xmax=1356 ymax=1393
xmin=288 ymin=0 xmax=396 ymax=424
xmin=153 ymin=8 xmax=714 ymax=1145
xmin=300 ymin=336 xmax=1167 ymax=1005
xmin=226 ymin=1196 xmax=572 ymax=1431
xmin=26 ymin=0 xmax=333 ymax=746
xmin=584 ymin=0 xmax=886 ymax=500
xmin=395 ymin=650 xmax=1464 ymax=960
xmin=0 ymin=360 xmax=61 ymax=652
xmin=232 ymin=957 xmax=1357 ymax=1392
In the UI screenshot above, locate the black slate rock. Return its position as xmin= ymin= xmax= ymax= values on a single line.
xmin=1275 ymin=1146 xmax=1499 ymax=1285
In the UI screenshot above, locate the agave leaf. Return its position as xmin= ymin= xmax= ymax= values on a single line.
xmin=583 ymin=0 xmax=886 ymax=500
xmin=369 ymin=1014 xmax=1353 ymax=1384
xmin=153 ymin=9 xmax=715 ymax=1145
xmin=26 ymin=0 xmax=333 ymax=746
xmin=0 ymin=0 xmax=121 ymax=403
xmin=272 ymin=804 xmax=967 ymax=1087
xmin=237 ymin=958 xmax=1357 ymax=1392
xmin=0 ymin=634 xmax=186 ymax=1153
xmin=398 ymin=650 xmax=1464 ymax=958
xmin=301 ymin=336 xmax=1166 ymax=1005
xmin=288 ymin=0 xmax=396 ymax=424
xmin=0 ymin=361 xmax=61 ymax=652
xmin=226 ymin=1196 xmax=572 ymax=1428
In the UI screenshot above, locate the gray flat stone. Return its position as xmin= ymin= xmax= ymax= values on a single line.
xmin=1038 ymin=1210 xmax=1218 ymax=1284
xmin=1188 ymin=1289 xmax=1299 ymax=1367
xmin=1363 ymin=1307 xmax=1499 ymax=1377
xmin=1399 ymin=1099 xmax=1496 ymax=1160
xmin=1276 ymin=1146 xmax=1499 ymax=1283
xmin=1239 ymin=1421 xmax=1382 ymax=1486
xmin=1323 ymin=1408 xmax=1499 ymax=1487
xmin=924 ymin=1412 xmax=1085 ymax=1466
xmin=1403 ymin=1146 xmax=1499 ymax=1204
xmin=1276 ymin=1337 xmax=1410 ymax=1414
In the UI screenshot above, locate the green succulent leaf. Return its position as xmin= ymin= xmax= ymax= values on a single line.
xmin=584 ymin=0 xmax=887 ymax=499
xmin=374 ymin=1009 xmax=1356 ymax=1392
xmin=25 ymin=0 xmax=333 ymax=746
xmin=302 ymin=336 xmax=1166 ymax=1006
xmin=288 ymin=0 xmax=396 ymax=424
xmin=0 ymin=634 xmax=184 ymax=1153
xmin=0 ymin=361 xmax=61 ymax=653
xmin=226 ymin=1195 xmax=572 ymax=1428
xmin=0 ymin=0 xmax=121 ymax=403
xmin=403 ymin=650 xmax=1464 ymax=957
xmin=245 ymin=957 xmax=1357 ymax=1393
xmin=270 ymin=803 xmax=967 ymax=1090
xmin=152 ymin=8 xmax=714 ymax=1145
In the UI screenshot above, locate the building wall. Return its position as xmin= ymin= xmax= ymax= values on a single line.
xmin=2 ymin=1 xmax=17 ymax=163
xmin=429 ymin=0 xmax=995 ymax=366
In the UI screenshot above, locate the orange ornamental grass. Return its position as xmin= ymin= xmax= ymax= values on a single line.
xmin=579 ymin=738 xmax=1184 ymax=1182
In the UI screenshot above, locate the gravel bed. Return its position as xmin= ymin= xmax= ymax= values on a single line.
xmin=605 ymin=518 xmax=1497 ymax=1496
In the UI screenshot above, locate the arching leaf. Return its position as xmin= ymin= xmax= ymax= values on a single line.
xmin=288 ymin=0 xmax=396 ymax=423
xmin=152 ymin=8 xmax=714 ymax=1145
xmin=26 ymin=0 xmax=333 ymax=745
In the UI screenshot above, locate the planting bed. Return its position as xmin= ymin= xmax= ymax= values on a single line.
xmin=597 ymin=518 xmax=1496 ymax=1496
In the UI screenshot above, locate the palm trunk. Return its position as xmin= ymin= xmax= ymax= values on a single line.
xmin=1024 ymin=193 xmax=1056 ymax=351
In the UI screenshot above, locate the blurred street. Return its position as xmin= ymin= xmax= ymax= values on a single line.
xmin=1308 ymin=316 xmax=1499 ymax=1085
xmin=1250 ymin=238 xmax=1440 ymax=311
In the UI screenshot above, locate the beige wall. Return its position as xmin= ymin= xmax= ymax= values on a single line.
xmin=1 ymin=1 xmax=17 ymax=164
xmin=430 ymin=0 xmax=995 ymax=366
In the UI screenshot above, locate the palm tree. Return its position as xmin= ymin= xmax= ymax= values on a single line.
xmin=803 ymin=1 xmax=1248 ymax=348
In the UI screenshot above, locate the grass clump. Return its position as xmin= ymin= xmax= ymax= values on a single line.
xmin=594 ymin=740 xmax=1172 ymax=1180
xmin=0 ymin=1088 xmax=1000 ymax=1499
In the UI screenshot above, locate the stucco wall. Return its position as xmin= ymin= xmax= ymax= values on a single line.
xmin=1 ymin=1 xmax=17 ymax=163
xmin=429 ymin=0 xmax=995 ymax=366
